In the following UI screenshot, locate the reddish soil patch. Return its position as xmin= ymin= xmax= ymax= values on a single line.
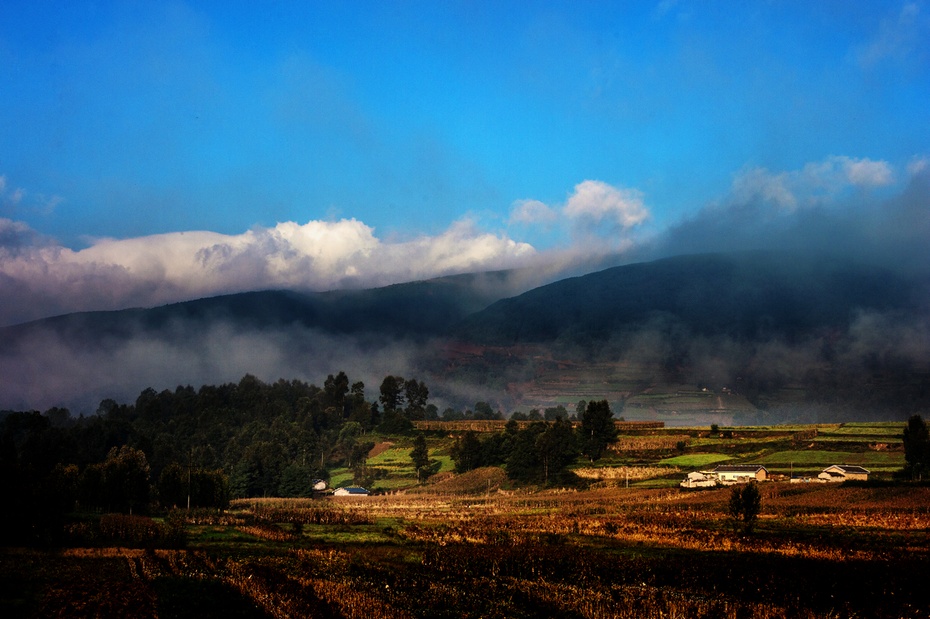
xmin=368 ymin=441 xmax=394 ymax=458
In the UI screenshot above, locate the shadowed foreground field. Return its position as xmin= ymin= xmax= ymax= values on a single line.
xmin=2 ymin=483 xmax=929 ymax=618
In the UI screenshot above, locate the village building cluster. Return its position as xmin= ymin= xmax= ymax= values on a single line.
xmin=681 ymin=464 xmax=869 ymax=489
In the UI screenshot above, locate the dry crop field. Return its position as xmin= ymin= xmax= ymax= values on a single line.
xmin=3 ymin=482 xmax=929 ymax=618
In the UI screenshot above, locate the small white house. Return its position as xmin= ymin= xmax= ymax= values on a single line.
xmin=713 ymin=464 xmax=767 ymax=484
xmin=680 ymin=471 xmax=717 ymax=489
xmin=334 ymin=486 xmax=370 ymax=496
xmin=818 ymin=465 xmax=869 ymax=482
xmin=311 ymin=479 xmax=328 ymax=492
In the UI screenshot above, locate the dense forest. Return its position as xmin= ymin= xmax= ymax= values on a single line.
xmin=0 ymin=371 xmax=621 ymax=545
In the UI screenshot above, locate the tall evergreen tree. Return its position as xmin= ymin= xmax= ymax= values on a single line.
xmin=379 ymin=376 xmax=405 ymax=412
xmin=404 ymin=379 xmax=429 ymax=420
xmin=903 ymin=414 xmax=930 ymax=480
xmin=535 ymin=418 xmax=578 ymax=485
xmin=579 ymin=400 xmax=618 ymax=462
xmin=410 ymin=434 xmax=431 ymax=482
xmin=506 ymin=423 xmax=546 ymax=483
xmin=451 ymin=431 xmax=483 ymax=473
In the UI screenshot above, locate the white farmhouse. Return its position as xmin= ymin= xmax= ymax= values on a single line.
xmin=713 ymin=464 xmax=767 ymax=484
xmin=818 ymin=465 xmax=869 ymax=482
xmin=680 ymin=471 xmax=717 ymax=489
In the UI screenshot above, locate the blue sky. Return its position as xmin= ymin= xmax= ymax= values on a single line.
xmin=1 ymin=0 xmax=929 ymax=325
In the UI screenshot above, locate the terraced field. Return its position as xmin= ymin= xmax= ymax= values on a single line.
xmin=309 ymin=420 xmax=906 ymax=497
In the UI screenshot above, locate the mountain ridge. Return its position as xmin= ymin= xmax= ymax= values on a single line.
xmin=455 ymin=250 xmax=926 ymax=346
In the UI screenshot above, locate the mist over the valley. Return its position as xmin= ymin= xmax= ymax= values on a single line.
xmin=0 ymin=320 xmax=427 ymax=414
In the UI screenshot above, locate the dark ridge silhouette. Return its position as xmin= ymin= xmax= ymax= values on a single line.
xmin=0 ymin=270 xmax=516 ymax=350
xmin=2 ymin=251 xmax=926 ymax=352
xmin=454 ymin=251 xmax=926 ymax=346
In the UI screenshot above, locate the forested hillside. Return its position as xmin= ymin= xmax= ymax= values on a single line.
xmin=1 ymin=370 xmax=632 ymax=545
xmin=0 ymin=371 xmax=403 ymax=543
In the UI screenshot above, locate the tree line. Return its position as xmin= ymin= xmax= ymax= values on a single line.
xmin=448 ymin=400 xmax=619 ymax=485
xmin=0 ymin=372 xmax=424 ymax=542
xmin=1 ymin=371 xmax=624 ymax=544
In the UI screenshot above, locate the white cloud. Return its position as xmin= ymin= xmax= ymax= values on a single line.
xmin=803 ymin=156 xmax=894 ymax=189
xmin=0 ymin=175 xmax=25 ymax=207
xmin=0 ymin=217 xmax=36 ymax=249
xmin=857 ymin=2 xmax=926 ymax=68
xmin=842 ymin=157 xmax=894 ymax=187
xmin=563 ymin=180 xmax=650 ymax=228
xmin=730 ymin=156 xmax=895 ymax=211
xmin=907 ymin=156 xmax=930 ymax=177
xmin=508 ymin=180 xmax=650 ymax=251
xmin=731 ymin=168 xmax=797 ymax=210
xmin=0 ymin=217 xmax=540 ymax=326
xmin=509 ymin=199 xmax=558 ymax=225
xmin=1 ymin=175 xmax=61 ymax=215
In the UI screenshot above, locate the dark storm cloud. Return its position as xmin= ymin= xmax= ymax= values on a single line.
xmin=642 ymin=159 xmax=930 ymax=274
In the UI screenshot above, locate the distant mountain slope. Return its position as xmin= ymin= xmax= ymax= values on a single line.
xmin=2 ymin=251 xmax=927 ymax=419
xmin=0 ymin=270 xmax=517 ymax=349
xmin=455 ymin=252 xmax=926 ymax=345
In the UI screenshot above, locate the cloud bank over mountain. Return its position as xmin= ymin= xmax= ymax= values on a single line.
xmin=1 ymin=155 xmax=928 ymax=327
xmin=636 ymin=156 xmax=930 ymax=272
xmin=0 ymin=215 xmax=539 ymax=326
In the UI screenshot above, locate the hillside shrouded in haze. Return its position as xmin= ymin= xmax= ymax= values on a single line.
xmin=2 ymin=251 xmax=927 ymax=424
xmin=456 ymin=252 xmax=924 ymax=344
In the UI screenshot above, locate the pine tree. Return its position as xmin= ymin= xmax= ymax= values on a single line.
xmin=903 ymin=415 xmax=930 ymax=480
xmin=410 ymin=434 xmax=431 ymax=482
xmin=579 ymin=400 xmax=617 ymax=462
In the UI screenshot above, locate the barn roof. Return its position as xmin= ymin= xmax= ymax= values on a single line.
xmin=714 ymin=464 xmax=767 ymax=473
xmin=337 ymin=486 xmax=370 ymax=495
xmin=828 ymin=465 xmax=870 ymax=475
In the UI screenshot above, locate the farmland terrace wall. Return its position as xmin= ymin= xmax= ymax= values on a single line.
xmin=412 ymin=420 xmax=665 ymax=433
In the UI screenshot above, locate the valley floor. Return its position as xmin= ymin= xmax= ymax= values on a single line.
xmin=3 ymin=483 xmax=929 ymax=618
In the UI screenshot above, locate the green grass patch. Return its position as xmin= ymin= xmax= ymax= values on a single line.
xmin=373 ymin=478 xmax=418 ymax=491
xmin=300 ymin=524 xmax=398 ymax=545
xmin=433 ymin=454 xmax=454 ymax=473
xmin=186 ymin=525 xmax=279 ymax=550
xmin=658 ymin=453 xmax=732 ymax=467
xmin=749 ymin=450 xmax=904 ymax=467
xmin=631 ymin=478 xmax=681 ymax=488
xmin=368 ymin=447 xmax=414 ymax=466
xmin=689 ymin=435 xmax=789 ymax=447
xmin=329 ymin=469 xmax=353 ymax=487
xmin=813 ymin=436 xmax=899 ymax=443
xmin=818 ymin=423 xmax=904 ymax=439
